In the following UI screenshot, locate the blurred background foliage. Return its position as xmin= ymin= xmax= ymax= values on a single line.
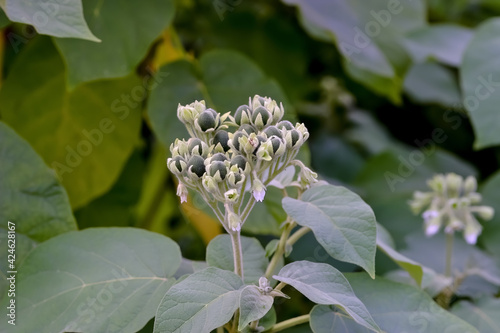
xmin=2 ymin=0 xmax=500 ymax=331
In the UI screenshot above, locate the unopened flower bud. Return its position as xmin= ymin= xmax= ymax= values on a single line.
xmin=177 ymin=104 xmax=196 ymax=124
xmin=473 ymin=206 xmax=494 ymax=220
xmin=464 ymin=214 xmax=482 ymax=245
xmin=176 ymin=183 xmax=188 ymax=204
xmin=228 ymin=210 xmax=242 ymax=232
xmin=202 ymin=174 xmax=219 ymax=194
xmin=445 ymin=173 xmax=463 ymax=197
xmin=464 ymin=176 xmax=477 ymax=194
xmin=427 ymin=174 xmax=446 ymax=193
xmin=298 ymin=165 xmax=318 ymax=187
xmin=295 ymin=123 xmax=309 ymax=141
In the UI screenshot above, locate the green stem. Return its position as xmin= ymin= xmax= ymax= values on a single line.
xmin=445 ymin=232 xmax=453 ymax=278
xmin=216 ymin=326 xmax=224 ymax=333
xmin=270 ymin=315 xmax=310 ymax=333
xmin=286 ymin=226 xmax=310 ymax=247
xmin=230 ymin=230 xmax=244 ymax=278
xmin=265 ymin=221 xmax=295 ymax=279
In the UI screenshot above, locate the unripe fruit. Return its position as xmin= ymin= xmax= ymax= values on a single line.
xmin=188 ymin=138 xmax=203 ymax=155
xmin=276 ymin=120 xmax=294 ymax=130
xmin=252 ymin=106 xmax=271 ymax=125
xmin=197 ymin=109 xmax=219 ymax=131
xmin=188 ymin=155 xmax=205 ymax=177
xmin=213 ymin=130 xmax=230 ymax=152
xmin=209 ymin=161 xmax=227 ymax=180
xmin=263 ymin=126 xmax=282 ymax=139
xmin=231 ymin=155 xmax=247 ymax=170
xmin=234 ymin=105 xmax=251 ymax=125
xmin=211 ymin=153 xmax=228 ymax=162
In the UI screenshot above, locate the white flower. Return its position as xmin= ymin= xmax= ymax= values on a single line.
xmin=422 ymin=210 xmax=439 ymax=221
xmin=252 ymin=178 xmax=266 ymax=202
xmin=425 ymin=223 xmax=440 ymax=237
xmin=176 ymin=183 xmax=188 ymax=204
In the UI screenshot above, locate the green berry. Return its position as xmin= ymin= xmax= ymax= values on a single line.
xmin=239 ymin=124 xmax=256 ymax=135
xmin=232 ymin=131 xmax=246 ymax=151
xmin=263 ymin=126 xmax=282 ymax=139
xmin=211 ymin=153 xmax=228 ymax=162
xmin=198 ymin=109 xmax=219 ymax=131
xmin=270 ymin=136 xmax=283 ymax=154
xmin=213 ymin=130 xmax=230 ymax=151
xmin=188 ymin=138 xmax=203 ymax=155
xmin=209 ymin=161 xmax=227 ymax=180
xmin=171 ymin=155 xmax=185 ymax=173
xmin=234 ymin=105 xmax=250 ymax=125
xmin=276 ymin=120 xmax=294 ymax=130
xmin=231 ymin=155 xmax=247 ymax=170
xmin=252 ymin=106 xmax=271 ymax=125
xmin=188 ymin=155 xmax=206 ymax=177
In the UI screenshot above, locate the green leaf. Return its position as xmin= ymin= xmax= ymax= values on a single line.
xmin=3 ymin=0 xmax=99 ymax=41
xmin=376 ymin=224 xmax=423 ymax=285
xmin=403 ymin=24 xmax=473 ymax=66
xmin=0 ymin=121 xmax=77 ymax=297
xmin=282 ymin=185 xmax=377 ymax=277
xmin=0 ymin=228 xmax=181 ymax=333
xmin=385 ymin=267 xmax=453 ymax=298
xmin=401 ymin=232 xmax=500 ymax=297
xmin=404 ymin=61 xmax=461 ymax=106
xmin=273 ymin=261 xmax=380 ymax=332
xmin=154 ymin=267 xmax=243 ymax=333
xmin=310 ymin=273 xmax=479 ymax=333
xmin=238 ymin=285 xmax=274 ymax=331
xmin=451 ymin=297 xmax=500 ymax=332
xmin=54 ymin=0 xmax=174 ymax=87
xmin=206 ymin=234 xmax=268 ymax=284
xmin=0 ymin=8 xmax=10 ymax=29
xmin=0 ymin=121 xmax=76 ymax=242
xmin=0 ymin=36 xmax=142 ymax=209
xmin=480 ymin=170 xmax=500 ymax=254
xmin=460 ymin=18 xmax=500 ymax=149
xmin=283 ymin=0 xmax=426 ymax=102
xmin=74 ymin=149 xmax=145 ymax=229
xmin=147 ymin=51 xmax=291 ymax=148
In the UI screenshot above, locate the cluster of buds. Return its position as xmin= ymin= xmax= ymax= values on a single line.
xmin=167 ymin=95 xmax=316 ymax=231
xmin=409 ymin=173 xmax=494 ymax=245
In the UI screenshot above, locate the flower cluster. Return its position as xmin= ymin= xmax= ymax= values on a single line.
xmin=409 ymin=173 xmax=494 ymax=244
xmin=167 ymin=95 xmax=316 ymax=231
